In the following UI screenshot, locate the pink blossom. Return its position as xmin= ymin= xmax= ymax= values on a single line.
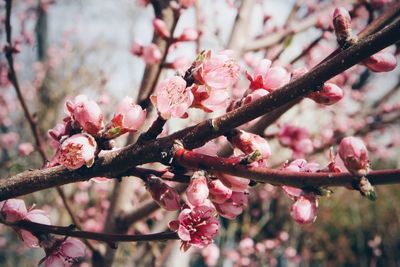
xmin=179 ymin=0 xmax=196 ymax=8
xmin=58 ymin=133 xmax=97 ymax=170
xmin=290 ymin=195 xmax=318 ymax=224
xmin=0 ymin=199 xmax=27 ymax=223
xmin=142 ymin=43 xmax=162 ymax=64
xmin=191 ymin=84 xmax=229 ymax=112
xmin=48 ymin=118 xmax=72 ymax=143
xmin=214 ymin=191 xmax=248 ymax=219
xmin=218 ymin=173 xmax=250 ymax=192
xmin=169 ymin=205 xmax=219 ymax=251
xmin=167 ymin=56 xmax=192 ymax=71
xmin=308 ymin=83 xmax=344 ymax=105
xmin=201 ymin=243 xmax=220 ymax=267
xmin=278 ymin=124 xmax=313 ymax=155
xmin=363 ymin=52 xmax=397 ymax=72
xmin=208 ymin=179 xmax=232 ymax=204
xmin=178 ymin=28 xmax=199 ymax=41
xmin=246 ymin=59 xmax=290 ymax=92
xmin=107 ymin=97 xmax=146 ymax=137
xmin=186 ymin=172 xmax=209 ymax=206
xmin=0 ymin=132 xmax=19 ymax=149
xmin=239 ymin=237 xmax=254 ymax=256
xmin=130 ymin=41 xmax=143 ymax=56
xmin=19 ymin=209 xmax=51 ymax=248
xmin=242 ymin=89 xmax=269 ymax=105
xmin=153 ymin=18 xmax=170 ymax=38
xmin=42 ymin=238 xmax=86 ymax=267
xmin=338 ymin=136 xmax=370 ymax=176
xmin=150 ymin=76 xmax=193 ymax=119
xmin=147 ymin=177 xmax=181 ymax=211
xmin=18 ymin=142 xmax=35 ymax=156
xmin=228 ymin=130 xmax=271 ymax=160
xmin=65 ymin=95 xmax=104 ymax=135
xmin=192 ymin=50 xmax=240 ymax=89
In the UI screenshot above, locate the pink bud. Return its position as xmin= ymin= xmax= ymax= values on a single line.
xmin=229 ymin=130 xmax=271 ymax=160
xmin=58 ymin=133 xmax=97 ymax=170
xmin=130 ymin=41 xmax=143 ymax=56
xmin=186 ymin=172 xmax=209 ymax=206
xmin=363 ymin=52 xmax=397 ymax=72
xmin=333 ymin=7 xmax=352 ymax=47
xmin=66 ymin=95 xmax=104 ymax=135
xmin=218 ymin=173 xmax=250 ymax=192
xmin=109 ymin=97 xmax=146 ymax=136
xmin=308 ymin=83 xmax=344 ymax=105
xmin=263 ymin=66 xmax=290 ymax=92
xmin=150 ymin=76 xmax=193 ymax=119
xmin=147 ymin=177 xmax=181 ymax=211
xmin=168 ymin=56 xmax=192 ymax=71
xmin=179 ymin=0 xmax=196 ymax=8
xmin=338 ymin=136 xmax=370 ymax=176
xmin=290 ymin=195 xmax=318 ymax=224
xmin=242 ymin=89 xmax=269 ymax=105
xmin=20 ymin=209 xmax=51 ymax=248
xmin=0 ymin=199 xmax=27 ymax=223
xmin=43 ymin=238 xmax=86 ymax=266
xmin=178 ymin=28 xmax=199 ymax=41
xmin=142 ymin=43 xmax=162 ymax=64
xmin=214 ymin=191 xmax=248 ymax=219
xmin=208 ymin=179 xmax=232 ymax=204
xmin=48 ymin=118 xmax=72 ymax=142
xmin=153 ymin=18 xmax=171 ymax=38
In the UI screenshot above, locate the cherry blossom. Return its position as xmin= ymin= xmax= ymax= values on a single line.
xmin=208 ymin=179 xmax=233 ymax=204
xmin=186 ymin=172 xmax=209 ymax=207
xmin=246 ymin=59 xmax=290 ymax=92
xmin=41 ymin=238 xmax=86 ymax=267
xmin=150 ymin=76 xmax=193 ymax=119
xmin=290 ymin=195 xmax=318 ymax=225
xmin=308 ymin=83 xmax=344 ymax=105
xmin=57 ymin=133 xmax=97 ymax=170
xmin=169 ymin=205 xmax=220 ymax=251
xmin=153 ymin=18 xmax=170 ymax=38
xmin=338 ymin=136 xmax=370 ymax=176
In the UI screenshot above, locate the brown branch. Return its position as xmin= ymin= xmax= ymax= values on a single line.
xmin=173 ymin=149 xmax=400 ymax=188
xmin=0 ymin=17 xmax=398 ymax=200
xmin=7 ymin=220 xmax=178 ymax=243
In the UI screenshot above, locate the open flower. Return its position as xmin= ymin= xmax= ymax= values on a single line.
xmin=192 ymin=50 xmax=240 ymax=90
xmin=151 ymin=76 xmax=193 ymax=119
xmin=58 ymin=134 xmax=97 ymax=170
xmin=169 ymin=205 xmax=220 ymax=251
xmin=246 ymin=59 xmax=290 ymax=92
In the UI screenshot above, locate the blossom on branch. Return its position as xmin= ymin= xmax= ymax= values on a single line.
xmin=169 ymin=205 xmax=220 ymax=251
xmin=186 ymin=171 xmax=209 ymax=207
xmin=146 ymin=176 xmax=181 ymax=211
xmin=338 ymin=136 xmax=370 ymax=176
xmin=41 ymin=237 xmax=86 ymax=267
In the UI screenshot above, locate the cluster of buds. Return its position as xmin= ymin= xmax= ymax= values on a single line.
xmin=48 ymin=94 xmax=146 ymax=170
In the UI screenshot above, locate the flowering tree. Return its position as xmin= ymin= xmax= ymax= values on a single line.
xmin=0 ymin=0 xmax=399 ymax=266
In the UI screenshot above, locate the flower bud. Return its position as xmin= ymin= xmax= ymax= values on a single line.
xmin=338 ymin=136 xmax=370 ymax=176
xmin=290 ymin=195 xmax=318 ymax=224
xmin=142 ymin=43 xmax=162 ymax=64
xmin=130 ymin=41 xmax=143 ymax=56
xmin=186 ymin=171 xmax=209 ymax=206
xmin=147 ymin=177 xmax=181 ymax=211
xmin=218 ymin=173 xmax=250 ymax=192
xmin=65 ymin=95 xmax=104 ymax=135
xmin=228 ymin=130 xmax=271 ymax=160
xmin=0 ymin=199 xmax=27 ymax=223
xmin=208 ymin=179 xmax=232 ymax=204
xmin=308 ymin=83 xmax=344 ymax=105
xmin=153 ymin=18 xmax=171 ymax=38
xmin=363 ymin=52 xmax=397 ymax=72
xmin=333 ymin=7 xmax=355 ymax=47
xmin=178 ymin=28 xmax=199 ymax=41
xmin=214 ymin=191 xmax=248 ymax=219
xmin=58 ymin=133 xmax=97 ymax=170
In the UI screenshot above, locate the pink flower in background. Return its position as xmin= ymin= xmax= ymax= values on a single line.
xmin=246 ymin=59 xmax=290 ymax=92
xmin=186 ymin=172 xmax=209 ymax=206
xmin=18 ymin=142 xmax=34 ymax=156
xmin=218 ymin=173 xmax=250 ymax=192
xmin=146 ymin=176 xmax=181 ymax=211
xmin=290 ymin=195 xmax=318 ymax=224
xmin=153 ymin=18 xmax=170 ymax=38
xmin=278 ymin=124 xmax=313 ymax=156
xmin=338 ymin=136 xmax=370 ymax=176
xmin=150 ymin=76 xmax=193 ymax=119
xmin=178 ymin=28 xmax=199 ymax=41
xmin=208 ymin=179 xmax=232 ymax=204
xmin=108 ymin=97 xmax=146 ymax=137
xmin=228 ymin=130 xmax=271 ymax=160
xmin=308 ymin=83 xmax=344 ymax=105
xmin=167 ymin=56 xmax=192 ymax=71
xmin=58 ymin=133 xmax=97 ymax=170
xmin=201 ymin=243 xmax=220 ymax=267
xmin=0 ymin=132 xmax=19 ymax=149
xmin=42 ymin=238 xmax=85 ymax=267
xmin=19 ymin=209 xmax=51 ymax=248
xmin=363 ymin=52 xmax=397 ymax=72
xmin=192 ymin=50 xmax=240 ymax=89
xmin=65 ymin=95 xmax=104 ymax=135
xmin=142 ymin=43 xmax=162 ymax=64
xmin=169 ymin=205 xmax=219 ymax=251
